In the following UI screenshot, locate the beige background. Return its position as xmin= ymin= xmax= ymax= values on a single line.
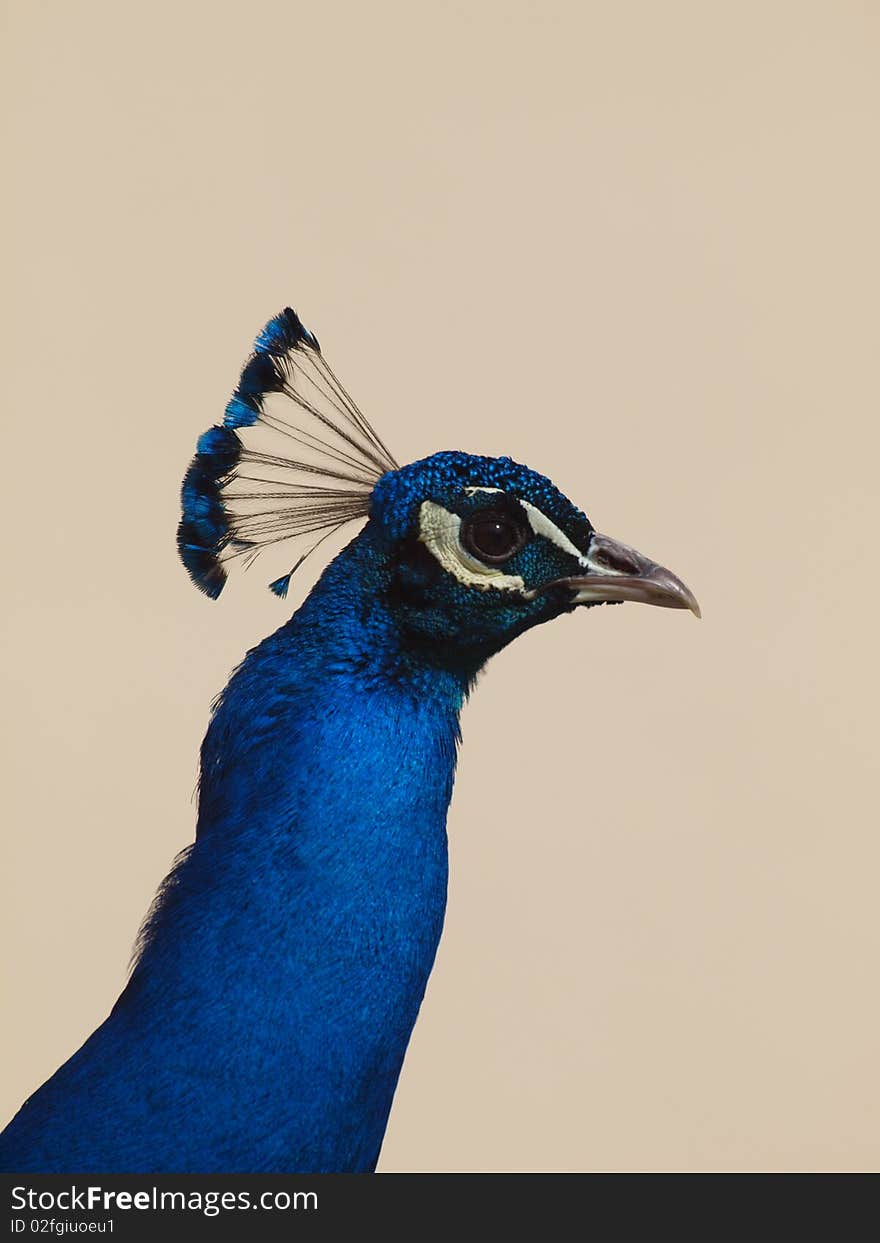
xmin=2 ymin=1 xmax=879 ymax=1172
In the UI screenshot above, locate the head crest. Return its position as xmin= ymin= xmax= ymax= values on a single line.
xmin=177 ymin=309 xmax=398 ymax=598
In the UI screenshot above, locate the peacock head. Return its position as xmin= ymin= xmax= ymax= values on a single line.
xmin=365 ymin=451 xmax=697 ymax=664
xmin=178 ymin=308 xmax=699 ymax=665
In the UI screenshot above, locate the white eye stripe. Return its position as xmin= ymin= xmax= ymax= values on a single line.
xmin=464 ymin=488 xmax=588 ymax=564
xmin=517 ymin=499 xmax=590 ymax=567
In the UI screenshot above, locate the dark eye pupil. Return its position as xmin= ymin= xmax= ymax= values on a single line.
xmin=462 ymin=512 xmax=525 ymax=563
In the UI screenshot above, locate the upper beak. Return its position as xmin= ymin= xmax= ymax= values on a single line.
xmin=551 ymin=530 xmax=701 ymax=618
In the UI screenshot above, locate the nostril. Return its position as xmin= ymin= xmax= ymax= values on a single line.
xmin=593 ymin=546 xmax=640 ymax=575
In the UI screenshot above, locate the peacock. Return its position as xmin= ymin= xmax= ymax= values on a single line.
xmin=0 ymin=307 xmax=699 ymax=1173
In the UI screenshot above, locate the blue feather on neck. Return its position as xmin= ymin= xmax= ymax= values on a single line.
xmin=0 ymin=530 xmax=469 ymax=1173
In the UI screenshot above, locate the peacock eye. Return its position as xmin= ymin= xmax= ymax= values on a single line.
xmin=460 ymin=509 xmax=528 ymax=565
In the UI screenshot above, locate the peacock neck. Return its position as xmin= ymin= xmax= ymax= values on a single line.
xmin=118 ymin=532 xmax=466 ymax=1171
xmin=193 ymin=530 xmax=469 ymax=840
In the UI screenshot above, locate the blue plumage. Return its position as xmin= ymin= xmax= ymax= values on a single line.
xmin=177 ymin=429 xmax=240 ymax=599
xmin=223 ymin=395 xmax=260 ymax=429
xmin=1 ymin=536 xmax=458 ymax=1172
xmin=268 ymin=571 xmax=294 ymax=598
xmin=237 ymin=351 xmax=286 ymax=399
xmin=253 ymin=306 xmax=320 ymax=356
xmin=0 ymin=307 xmax=699 ymax=1173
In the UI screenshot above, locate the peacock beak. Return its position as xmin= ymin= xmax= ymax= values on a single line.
xmin=555 ymin=531 xmax=701 ymax=617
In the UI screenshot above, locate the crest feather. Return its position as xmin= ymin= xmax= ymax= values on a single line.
xmin=177 ymin=309 xmax=397 ymax=598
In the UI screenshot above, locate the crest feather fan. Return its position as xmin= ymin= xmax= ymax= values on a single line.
xmin=177 ymin=308 xmax=398 ymax=599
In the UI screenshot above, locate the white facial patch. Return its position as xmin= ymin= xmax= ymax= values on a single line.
xmin=418 ymin=489 xmax=592 ymax=594
xmin=418 ymin=502 xmax=527 ymax=593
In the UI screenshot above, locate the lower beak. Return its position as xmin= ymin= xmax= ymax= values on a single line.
xmin=552 ymin=531 xmax=701 ymax=617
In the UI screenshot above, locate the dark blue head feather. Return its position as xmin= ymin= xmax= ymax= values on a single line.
xmin=177 ymin=427 xmax=242 ymax=598
xmin=371 ymin=451 xmax=593 ymax=548
xmin=254 ymin=307 xmax=320 ymax=356
xmin=268 ymin=573 xmax=293 ymax=599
